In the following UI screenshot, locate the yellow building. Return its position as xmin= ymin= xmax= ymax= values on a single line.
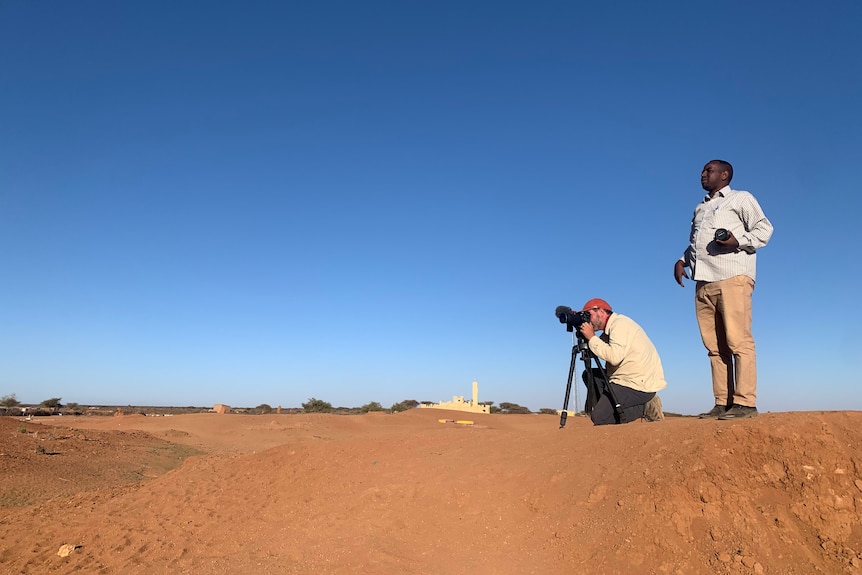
xmin=419 ymin=380 xmax=490 ymax=414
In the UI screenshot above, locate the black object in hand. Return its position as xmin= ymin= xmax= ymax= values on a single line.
xmin=714 ymin=228 xmax=729 ymax=241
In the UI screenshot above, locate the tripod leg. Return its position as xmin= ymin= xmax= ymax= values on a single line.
xmin=589 ymin=355 xmax=621 ymax=410
xmin=582 ymin=351 xmax=622 ymax=424
xmin=559 ymin=343 xmax=579 ymax=428
xmin=582 ymin=368 xmax=602 ymax=414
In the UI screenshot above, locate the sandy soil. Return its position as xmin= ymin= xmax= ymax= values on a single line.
xmin=2 ymin=409 xmax=861 ymax=574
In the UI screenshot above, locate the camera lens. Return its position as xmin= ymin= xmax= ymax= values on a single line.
xmin=714 ymin=228 xmax=729 ymax=241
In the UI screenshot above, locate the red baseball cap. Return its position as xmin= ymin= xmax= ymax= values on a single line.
xmin=582 ymin=298 xmax=612 ymax=312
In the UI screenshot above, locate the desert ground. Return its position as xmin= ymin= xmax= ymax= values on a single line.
xmin=2 ymin=409 xmax=861 ymax=575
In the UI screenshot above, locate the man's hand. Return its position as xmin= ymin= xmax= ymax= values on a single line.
xmin=715 ymin=230 xmax=740 ymax=250
xmin=674 ymin=260 xmax=689 ymax=287
xmin=578 ymin=322 xmax=595 ymax=340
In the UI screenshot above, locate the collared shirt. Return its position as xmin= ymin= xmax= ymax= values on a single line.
xmin=587 ymin=313 xmax=668 ymax=393
xmin=681 ymin=185 xmax=773 ymax=282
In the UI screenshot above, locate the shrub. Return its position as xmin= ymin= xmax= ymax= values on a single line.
xmin=498 ymin=402 xmax=531 ymax=414
xmin=302 ymin=398 xmax=333 ymax=413
xmin=391 ymin=399 xmax=419 ymax=413
xmin=40 ymin=397 xmax=63 ymax=409
xmin=1 ymin=394 xmax=20 ymax=408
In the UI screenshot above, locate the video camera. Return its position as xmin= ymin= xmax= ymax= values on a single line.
xmin=555 ymin=305 xmax=591 ymax=332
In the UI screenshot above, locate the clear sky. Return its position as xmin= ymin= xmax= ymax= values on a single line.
xmin=2 ymin=1 xmax=860 ymax=414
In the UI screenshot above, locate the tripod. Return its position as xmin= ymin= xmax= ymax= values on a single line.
xmin=559 ymin=330 xmax=621 ymax=428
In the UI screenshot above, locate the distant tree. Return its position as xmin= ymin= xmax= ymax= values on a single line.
xmin=538 ymin=408 xmax=557 ymax=415
xmin=498 ymin=402 xmax=531 ymax=414
xmin=40 ymin=397 xmax=63 ymax=409
xmin=391 ymin=399 xmax=419 ymax=413
xmin=360 ymin=401 xmax=385 ymax=413
xmin=302 ymin=398 xmax=333 ymax=413
xmin=479 ymin=401 xmax=495 ymax=407
xmin=256 ymin=403 xmax=273 ymax=414
xmin=1 ymin=394 xmax=20 ymax=408
xmin=64 ymin=402 xmax=82 ymax=415
xmin=490 ymin=405 xmax=501 ymax=414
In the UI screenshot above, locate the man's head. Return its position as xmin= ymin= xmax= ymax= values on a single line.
xmin=582 ymin=298 xmax=612 ymax=331
xmin=701 ymin=160 xmax=733 ymax=194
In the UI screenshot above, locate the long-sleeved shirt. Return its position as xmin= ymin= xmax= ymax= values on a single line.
xmin=587 ymin=313 xmax=667 ymax=393
xmin=681 ymin=185 xmax=773 ymax=282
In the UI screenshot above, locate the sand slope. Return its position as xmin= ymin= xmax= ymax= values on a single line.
xmin=2 ymin=409 xmax=861 ymax=574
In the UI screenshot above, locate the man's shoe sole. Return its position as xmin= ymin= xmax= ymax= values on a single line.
xmin=718 ymin=408 xmax=758 ymax=420
xmin=698 ymin=406 xmax=726 ymax=419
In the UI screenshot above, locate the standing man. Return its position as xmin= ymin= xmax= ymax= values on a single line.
xmin=674 ymin=160 xmax=773 ymax=420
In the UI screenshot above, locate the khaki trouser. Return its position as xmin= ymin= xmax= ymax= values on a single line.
xmin=695 ymin=276 xmax=757 ymax=407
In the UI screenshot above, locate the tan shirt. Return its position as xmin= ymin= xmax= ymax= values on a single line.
xmin=587 ymin=313 xmax=668 ymax=393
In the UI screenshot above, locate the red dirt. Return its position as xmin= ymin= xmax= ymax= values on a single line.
xmin=2 ymin=409 xmax=861 ymax=574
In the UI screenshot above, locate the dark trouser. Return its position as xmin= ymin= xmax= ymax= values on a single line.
xmin=583 ymin=368 xmax=655 ymax=426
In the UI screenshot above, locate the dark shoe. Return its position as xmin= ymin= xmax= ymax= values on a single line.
xmin=643 ymin=394 xmax=664 ymax=422
xmin=718 ymin=405 xmax=758 ymax=420
xmin=698 ymin=405 xmax=727 ymax=419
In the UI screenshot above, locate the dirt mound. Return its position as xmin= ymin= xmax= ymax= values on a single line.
xmin=1 ymin=410 xmax=860 ymax=574
xmin=0 ymin=417 xmax=199 ymax=508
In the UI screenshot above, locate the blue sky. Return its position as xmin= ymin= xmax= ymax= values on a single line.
xmin=2 ymin=0 xmax=860 ymax=414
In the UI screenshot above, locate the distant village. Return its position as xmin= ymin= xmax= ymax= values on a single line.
xmin=1 ymin=381 xmax=542 ymax=417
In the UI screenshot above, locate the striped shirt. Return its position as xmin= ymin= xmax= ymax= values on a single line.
xmin=681 ymin=186 xmax=773 ymax=282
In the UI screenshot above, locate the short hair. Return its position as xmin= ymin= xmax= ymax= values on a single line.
xmin=713 ymin=160 xmax=734 ymax=183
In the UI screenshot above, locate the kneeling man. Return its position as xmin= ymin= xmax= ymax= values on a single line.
xmin=577 ymin=298 xmax=667 ymax=425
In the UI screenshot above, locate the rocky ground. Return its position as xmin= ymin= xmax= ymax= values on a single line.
xmin=2 ymin=408 xmax=861 ymax=574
